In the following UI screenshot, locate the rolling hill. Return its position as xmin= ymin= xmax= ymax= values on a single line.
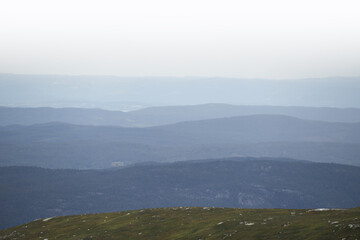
xmin=2 ymin=104 xmax=360 ymax=127
xmin=1 ymin=115 xmax=360 ymax=168
xmin=2 ymin=115 xmax=359 ymax=145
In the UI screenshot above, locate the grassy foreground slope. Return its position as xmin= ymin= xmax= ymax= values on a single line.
xmin=1 ymin=207 xmax=359 ymax=240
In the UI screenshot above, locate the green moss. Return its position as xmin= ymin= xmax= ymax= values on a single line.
xmin=1 ymin=207 xmax=359 ymax=240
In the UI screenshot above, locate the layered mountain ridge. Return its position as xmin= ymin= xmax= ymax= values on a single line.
xmin=1 ymin=114 xmax=360 ymax=168
xmin=2 ymin=104 xmax=360 ymax=127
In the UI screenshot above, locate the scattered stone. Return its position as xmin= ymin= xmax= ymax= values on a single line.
xmin=42 ymin=217 xmax=54 ymax=222
xmin=245 ymin=222 xmax=255 ymax=226
xmin=348 ymin=224 xmax=360 ymax=229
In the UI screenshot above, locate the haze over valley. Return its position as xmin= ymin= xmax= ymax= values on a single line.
xmin=1 ymin=74 xmax=360 ymax=237
xmin=1 ymin=0 xmax=360 ymax=238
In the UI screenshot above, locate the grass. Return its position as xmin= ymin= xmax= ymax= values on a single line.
xmin=0 ymin=207 xmax=359 ymax=239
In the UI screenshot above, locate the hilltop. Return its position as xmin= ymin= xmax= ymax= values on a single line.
xmin=1 ymin=207 xmax=359 ymax=240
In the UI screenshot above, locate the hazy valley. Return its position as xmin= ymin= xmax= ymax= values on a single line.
xmin=1 ymin=77 xmax=360 ymax=239
xmin=2 ymin=0 xmax=360 ymax=237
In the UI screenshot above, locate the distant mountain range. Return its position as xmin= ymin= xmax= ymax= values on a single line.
xmin=2 ymin=104 xmax=360 ymax=127
xmin=1 ymin=74 xmax=360 ymax=108
xmin=1 ymin=158 xmax=360 ymax=230
xmin=1 ymin=114 xmax=360 ymax=168
xmin=2 ymin=114 xmax=360 ymax=144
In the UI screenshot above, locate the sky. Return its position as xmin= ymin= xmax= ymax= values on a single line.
xmin=1 ymin=0 xmax=360 ymax=79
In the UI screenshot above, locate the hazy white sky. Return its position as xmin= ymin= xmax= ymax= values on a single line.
xmin=1 ymin=0 xmax=359 ymax=78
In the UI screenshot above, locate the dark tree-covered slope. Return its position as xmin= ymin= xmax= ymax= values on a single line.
xmin=1 ymin=158 xmax=360 ymax=229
